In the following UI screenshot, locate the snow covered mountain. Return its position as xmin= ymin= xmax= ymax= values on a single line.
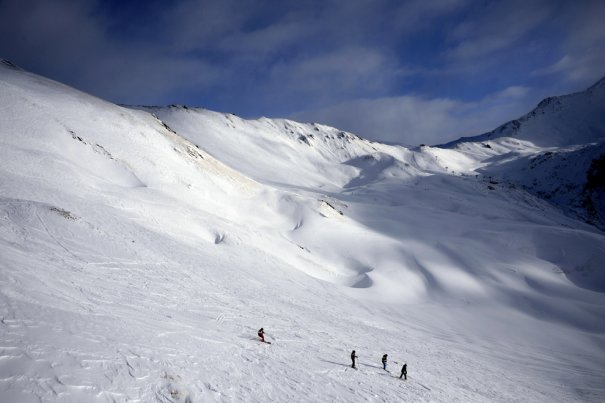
xmin=442 ymin=77 xmax=605 ymax=148
xmin=1 ymin=60 xmax=604 ymax=402
xmin=439 ymin=78 xmax=605 ymax=230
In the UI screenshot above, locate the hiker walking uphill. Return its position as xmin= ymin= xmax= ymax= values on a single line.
xmin=351 ymin=350 xmax=358 ymax=369
xmin=382 ymin=354 xmax=388 ymax=370
xmin=400 ymin=363 xmax=407 ymax=380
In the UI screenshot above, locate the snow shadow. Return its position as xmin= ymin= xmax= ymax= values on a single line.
xmin=360 ymin=363 xmax=383 ymax=369
xmin=533 ymin=228 xmax=605 ymax=293
xmin=342 ymin=153 xmax=396 ymax=189
xmin=341 ymin=262 xmax=374 ymax=289
xmin=351 ymin=273 xmax=373 ymax=288
xmin=320 ymin=359 xmax=353 ymax=368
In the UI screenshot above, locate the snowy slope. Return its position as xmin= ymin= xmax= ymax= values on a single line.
xmin=442 ymin=77 xmax=605 ymax=148
xmin=1 ymin=61 xmax=605 ymax=402
xmin=439 ymin=78 xmax=605 ymax=230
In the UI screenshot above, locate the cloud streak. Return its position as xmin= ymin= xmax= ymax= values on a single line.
xmin=533 ymin=0 xmax=605 ymax=87
xmin=446 ymin=0 xmax=552 ymax=63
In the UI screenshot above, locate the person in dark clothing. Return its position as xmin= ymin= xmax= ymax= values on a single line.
xmin=351 ymin=350 xmax=358 ymax=369
xmin=258 ymin=327 xmax=265 ymax=342
xmin=400 ymin=363 xmax=407 ymax=380
xmin=382 ymin=354 xmax=388 ymax=370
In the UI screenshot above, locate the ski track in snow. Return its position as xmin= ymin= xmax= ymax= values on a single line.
xmin=0 ymin=63 xmax=604 ymax=402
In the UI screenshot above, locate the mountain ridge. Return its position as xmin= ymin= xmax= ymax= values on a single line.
xmin=0 ymin=60 xmax=604 ymax=402
xmin=439 ymin=76 xmax=605 ymax=149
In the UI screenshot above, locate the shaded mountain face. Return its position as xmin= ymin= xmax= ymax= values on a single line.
xmin=1 ymin=60 xmax=604 ymax=402
xmin=439 ymin=77 xmax=605 ymax=229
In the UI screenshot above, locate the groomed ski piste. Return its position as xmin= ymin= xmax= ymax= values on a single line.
xmin=1 ymin=60 xmax=604 ymax=402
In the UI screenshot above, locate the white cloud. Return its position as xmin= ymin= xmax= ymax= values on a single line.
xmin=444 ymin=0 xmax=552 ymax=71
xmin=533 ymin=1 xmax=605 ymax=87
xmin=291 ymin=85 xmax=536 ymax=146
xmin=269 ymin=47 xmax=395 ymax=99
xmin=492 ymin=86 xmax=530 ymax=100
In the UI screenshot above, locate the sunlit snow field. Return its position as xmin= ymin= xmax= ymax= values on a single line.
xmin=1 ymin=62 xmax=604 ymax=402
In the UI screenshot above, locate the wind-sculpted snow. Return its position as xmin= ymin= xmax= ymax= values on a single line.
xmin=1 ymin=62 xmax=604 ymax=402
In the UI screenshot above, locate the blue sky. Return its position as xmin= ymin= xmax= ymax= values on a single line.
xmin=1 ymin=0 xmax=604 ymax=145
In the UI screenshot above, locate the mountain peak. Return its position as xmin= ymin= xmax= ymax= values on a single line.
xmin=587 ymin=75 xmax=605 ymax=92
xmin=440 ymin=76 xmax=605 ymax=149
